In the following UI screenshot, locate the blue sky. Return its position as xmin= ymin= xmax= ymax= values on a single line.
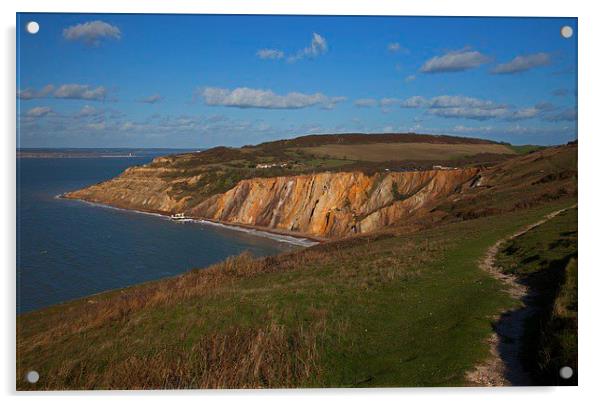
xmin=17 ymin=13 xmax=577 ymax=148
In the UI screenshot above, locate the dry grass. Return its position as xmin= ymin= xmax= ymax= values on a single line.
xmin=17 ymin=252 xmax=333 ymax=390
xmin=19 ymin=253 xmax=266 ymax=351
xmin=17 ymin=230 xmax=429 ymax=390
xmin=33 ymin=320 xmax=324 ymax=390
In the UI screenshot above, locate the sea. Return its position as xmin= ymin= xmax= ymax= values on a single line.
xmin=16 ymin=149 xmax=308 ymax=314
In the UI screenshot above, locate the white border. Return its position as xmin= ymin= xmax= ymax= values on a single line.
xmin=2 ymin=1 xmax=601 ymax=403
xmin=2 ymin=0 xmax=586 ymax=17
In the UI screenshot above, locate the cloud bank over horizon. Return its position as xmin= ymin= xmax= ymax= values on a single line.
xmin=18 ymin=84 xmax=109 ymax=101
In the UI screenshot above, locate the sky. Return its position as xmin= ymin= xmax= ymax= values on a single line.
xmin=16 ymin=13 xmax=577 ymax=148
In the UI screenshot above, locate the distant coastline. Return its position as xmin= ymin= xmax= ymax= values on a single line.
xmin=18 ymin=152 xmax=139 ymax=159
xmin=17 ymin=148 xmax=201 ymax=159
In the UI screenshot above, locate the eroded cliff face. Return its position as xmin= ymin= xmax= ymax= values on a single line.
xmin=190 ymin=169 xmax=478 ymax=238
xmin=65 ymin=164 xmax=479 ymax=239
xmin=64 ymin=163 xmax=201 ymax=213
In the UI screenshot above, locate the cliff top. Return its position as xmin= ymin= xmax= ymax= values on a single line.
xmin=150 ymin=132 xmax=527 ymax=175
xmin=248 ymin=132 xmax=504 ymax=149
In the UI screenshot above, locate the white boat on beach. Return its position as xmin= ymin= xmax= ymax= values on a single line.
xmin=170 ymin=213 xmax=191 ymax=221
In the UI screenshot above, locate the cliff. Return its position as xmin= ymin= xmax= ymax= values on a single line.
xmin=65 ymin=166 xmax=479 ymax=238
xmin=64 ymin=164 xmax=193 ymax=213
xmin=191 ymin=169 xmax=478 ymax=237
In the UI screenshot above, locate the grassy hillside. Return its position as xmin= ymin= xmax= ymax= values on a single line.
xmin=250 ymin=132 xmax=502 ymax=149
xmin=438 ymin=143 xmax=577 ymax=220
xmin=507 ymin=144 xmax=547 ymax=155
xmin=496 ymin=207 xmax=577 ymax=385
xmin=17 ymin=144 xmax=577 ymax=389
xmin=297 ymin=142 xmax=515 ymax=162
xmin=153 ymin=132 xmax=518 ymax=177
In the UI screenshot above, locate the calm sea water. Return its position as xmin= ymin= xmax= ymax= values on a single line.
xmin=17 ymin=152 xmax=300 ymax=314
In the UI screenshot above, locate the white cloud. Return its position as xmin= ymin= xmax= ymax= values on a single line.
xmin=405 ymin=75 xmax=416 ymax=83
xmin=398 ymin=95 xmax=549 ymax=121
xmin=507 ymin=107 xmax=541 ymax=121
xmin=150 ymin=114 xmax=276 ymax=139
xmin=450 ymin=123 xmax=574 ymax=138
xmin=54 ymin=84 xmax=108 ymax=101
xmin=19 ymin=106 xmax=292 ymax=146
xmin=87 ymin=122 xmax=106 ymax=130
xmin=400 ymin=96 xmax=428 ymax=108
xmin=354 ymin=98 xmax=378 ymax=108
xmin=354 ymin=97 xmax=430 ymax=110
xmin=420 ymin=48 xmax=490 ymax=73
xmin=18 ymin=84 xmax=109 ymax=101
xmin=378 ymin=98 xmax=402 ymax=113
xmin=355 ymin=97 xmax=428 ymax=111
xmin=542 ymin=108 xmax=577 ymax=122
xmin=450 ymin=125 xmax=494 ymax=133
xmin=400 ymin=95 xmax=502 ymax=111
xmin=62 ymin=20 xmax=121 ymax=45
xmin=429 ymin=106 xmax=509 ymax=120
xmin=388 ymin=43 xmax=409 ymax=54
xmin=321 ymin=96 xmax=348 ymax=110
xmin=25 ymin=106 xmax=53 ymax=117
xmin=200 ymin=87 xmax=345 ymax=109
xmin=77 ymin=105 xmax=102 ymax=117
xmin=387 ymin=42 xmax=401 ymax=52
xmin=429 ymin=95 xmax=499 ymax=109
xmin=287 ymin=33 xmax=328 ymax=63
xmin=491 ymin=53 xmax=551 ymax=74
xmin=379 ymin=98 xmax=400 ymax=107
xmin=138 ymin=94 xmax=163 ymax=104
xmin=120 ymin=121 xmax=137 ymax=132
xmin=17 ymin=84 xmax=55 ymax=100
xmin=257 ymin=33 xmax=328 ymax=63
xmin=256 ymin=49 xmax=284 ymax=60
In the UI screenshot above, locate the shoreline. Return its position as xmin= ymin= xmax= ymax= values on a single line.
xmin=57 ymin=194 xmax=323 ymax=247
xmin=18 ymin=154 xmax=145 ymax=159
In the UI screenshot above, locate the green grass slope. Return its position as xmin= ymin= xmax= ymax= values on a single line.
xmin=496 ymin=207 xmax=578 ymax=385
xmin=295 ymin=142 xmax=515 ymax=163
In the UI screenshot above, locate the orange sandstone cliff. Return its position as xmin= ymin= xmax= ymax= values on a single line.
xmin=65 ymin=166 xmax=479 ymax=239
xmin=190 ymin=170 xmax=478 ymax=237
